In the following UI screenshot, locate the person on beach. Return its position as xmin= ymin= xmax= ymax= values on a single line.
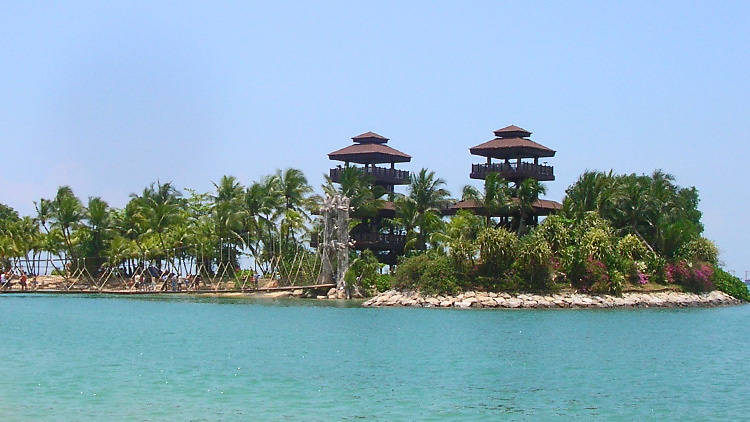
xmin=19 ymin=272 xmax=27 ymax=291
xmin=0 ymin=272 xmax=8 ymax=290
xmin=160 ymin=272 xmax=170 ymax=291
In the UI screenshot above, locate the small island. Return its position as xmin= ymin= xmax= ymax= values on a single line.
xmin=0 ymin=125 xmax=747 ymax=307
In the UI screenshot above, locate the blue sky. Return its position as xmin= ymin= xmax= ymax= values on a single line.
xmin=1 ymin=1 xmax=748 ymax=275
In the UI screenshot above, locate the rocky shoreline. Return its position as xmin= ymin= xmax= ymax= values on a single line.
xmin=362 ymin=289 xmax=744 ymax=309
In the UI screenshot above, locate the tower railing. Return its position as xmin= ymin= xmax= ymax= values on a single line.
xmin=470 ymin=162 xmax=554 ymax=181
xmin=330 ymin=166 xmax=411 ymax=185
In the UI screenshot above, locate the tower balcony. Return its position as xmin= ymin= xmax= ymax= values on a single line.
xmin=470 ymin=162 xmax=554 ymax=182
xmin=310 ymin=232 xmax=406 ymax=252
xmin=330 ymin=166 xmax=411 ymax=186
xmin=351 ymin=232 xmax=406 ymax=251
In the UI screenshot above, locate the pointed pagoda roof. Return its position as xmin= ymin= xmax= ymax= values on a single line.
xmin=328 ymin=131 xmax=411 ymax=164
xmin=493 ymin=125 xmax=532 ymax=138
xmin=352 ymin=131 xmax=389 ymax=144
xmin=470 ymin=125 xmax=555 ymax=159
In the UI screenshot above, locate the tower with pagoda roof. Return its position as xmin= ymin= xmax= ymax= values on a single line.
xmin=469 ymin=125 xmax=555 ymax=183
xmin=328 ymin=131 xmax=411 ymax=195
xmin=322 ymin=131 xmax=412 ymax=265
xmin=449 ymin=125 xmax=561 ymax=224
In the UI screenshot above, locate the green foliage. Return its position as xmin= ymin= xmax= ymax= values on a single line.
xmin=375 ymin=273 xmax=393 ymax=293
xmin=618 ymin=234 xmax=648 ymax=261
xmin=393 ymin=254 xmax=430 ymax=291
xmin=0 ymin=203 xmax=20 ymax=232
xmin=609 ymin=270 xmax=624 ymax=295
xmin=678 ymin=237 xmax=719 ymax=264
xmin=323 ymin=167 xmax=385 ymax=221
xmin=514 ymin=178 xmax=547 ymax=235
xmin=534 ymin=215 xmax=571 ymax=253
xmin=563 ymin=170 xmax=704 ymax=259
xmin=513 ymin=234 xmax=554 ymax=291
xmin=431 ymin=210 xmax=483 ymax=281
xmin=393 ymin=168 xmax=451 ymax=252
xmin=580 ymin=227 xmax=616 ymax=263
xmin=562 ymin=171 xmax=614 ymax=219
xmin=712 ymin=267 xmax=749 ymax=301
xmin=645 ymin=254 xmax=668 ymax=284
xmin=477 ymin=227 xmax=517 ymax=277
xmin=393 ymin=253 xmax=460 ymax=295
xmin=461 ymin=172 xmax=511 ymax=227
xmin=345 ymin=250 xmax=383 ymax=295
xmin=420 ymin=255 xmax=460 ymax=295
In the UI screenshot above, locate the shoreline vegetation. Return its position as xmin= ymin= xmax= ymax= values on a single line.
xmin=1 ymin=166 xmax=748 ymax=305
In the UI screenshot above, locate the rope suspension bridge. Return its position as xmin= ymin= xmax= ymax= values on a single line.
xmin=0 ymin=236 xmax=337 ymax=295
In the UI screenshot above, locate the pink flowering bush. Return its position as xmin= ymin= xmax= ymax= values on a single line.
xmin=625 ymin=259 xmax=649 ymax=285
xmin=666 ymin=260 xmax=714 ymax=292
xmin=572 ymin=257 xmax=609 ymax=291
xmin=636 ymin=271 xmax=649 ymax=285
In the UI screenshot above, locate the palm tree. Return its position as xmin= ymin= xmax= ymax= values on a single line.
xmin=276 ymin=168 xmax=313 ymax=242
xmin=49 ymin=186 xmax=85 ymax=264
xmin=84 ymin=196 xmax=111 ymax=270
xmin=515 ymin=178 xmax=547 ymax=235
xmin=33 ymin=198 xmax=53 ymax=234
xmin=393 ymin=196 xmax=419 ymax=250
xmin=243 ymin=181 xmax=276 ymax=258
xmin=131 ymin=181 xmax=184 ymax=265
xmin=212 ymin=176 xmax=245 ymax=241
xmin=409 ymin=168 xmax=450 ymax=213
xmin=212 ymin=175 xmax=245 ymax=271
xmin=322 ymin=166 xmax=386 ymax=222
xmin=461 ymin=172 xmax=511 ymax=227
xmin=561 ymin=171 xmax=614 ymax=219
xmin=399 ymin=168 xmax=451 ymax=251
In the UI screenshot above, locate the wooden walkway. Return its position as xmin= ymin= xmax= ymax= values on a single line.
xmin=0 ymin=283 xmax=337 ymax=295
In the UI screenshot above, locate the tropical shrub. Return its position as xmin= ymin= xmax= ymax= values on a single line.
xmin=591 ymin=268 xmax=623 ymax=295
xmin=345 ymin=249 xmax=383 ymax=295
xmin=580 ymin=227 xmax=616 ymax=263
xmin=623 ymin=259 xmax=649 ymax=285
xmin=573 ymin=257 xmax=608 ymax=291
xmin=477 ymin=272 xmax=524 ymax=292
xmin=678 ymin=237 xmax=719 ymax=264
xmin=513 ymin=234 xmax=554 ymax=291
xmin=393 ymin=253 xmax=431 ymax=291
xmin=645 ymin=254 xmax=668 ymax=284
xmin=534 ymin=214 xmax=571 ymax=253
xmin=666 ymin=260 xmax=714 ymax=292
xmin=477 ymin=227 xmax=517 ymax=277
xmin=610 ymin=270 xmax=625 ymax=295
xmin=618 ymin=234 xmax=648 ymax=261
xmin=392 ymin=253 xmax=460 ymax=295
xmin=375 ymin=273 xmax=393 ymax=293
xmin=712 ymin=267 xmax=749 ymax=301
xmin=575 ymin=211 xmax=613 ymax=235
xmin=419 ymin=255 xmax=461 ymax=295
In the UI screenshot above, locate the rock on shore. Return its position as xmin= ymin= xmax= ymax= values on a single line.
xmin=362 ymin=290 xmax=743 ymax=309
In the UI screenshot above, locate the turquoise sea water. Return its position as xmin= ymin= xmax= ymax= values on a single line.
xmin=0 ymin=295 xmax=748 ymax=421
